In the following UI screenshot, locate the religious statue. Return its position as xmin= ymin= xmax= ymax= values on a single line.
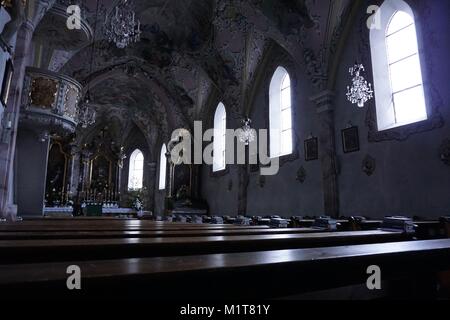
xmin=118 ymin=146 xmax=127 ymax=169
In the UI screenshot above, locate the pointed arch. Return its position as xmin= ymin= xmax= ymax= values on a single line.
xmin=213 ymin=102 xmax=227 ymax=172
xmin=159 ymin=144 xmax=167 ymax=190
xmin=269 ymin=66 xmax=293 ymax=158
xmin=128 ymin=149 xmax=144 ymax=190
xmin=370 ymin=0 xmax=427 ymax=131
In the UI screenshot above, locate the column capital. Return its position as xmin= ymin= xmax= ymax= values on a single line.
xmin=310 ymin=90 xmax=335 ymax=113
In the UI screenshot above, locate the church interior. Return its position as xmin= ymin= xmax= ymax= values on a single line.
xmin=0 ymin=0 xmax=449 ymax=303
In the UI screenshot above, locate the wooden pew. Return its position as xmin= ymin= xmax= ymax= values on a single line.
xmin=350 ymin=218 xmax=444 ymax=238
xmin=0 ymin=230 xmax=410 ymax=264
xmin=0 ymin=227 xmax=324 ymax=240
xmin=440 ymin=217 xmax=450 ymax=238
xmin=0 ymin=222 xmax=270 ymax=232
xmin=22 ymin=216 xmax=139 ymax=221
xmin=1 ymin=239 xmax=448 ymax=299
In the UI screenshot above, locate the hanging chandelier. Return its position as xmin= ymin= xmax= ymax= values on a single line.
xmin=346 ymin=63 xmax=374 ymax=108
xmin=77 ymin=0 xmax=99 ymax=129
xmin=238 ymin=118 xmax=256 ymax=146
xmin=77 ymin=94 xmax=97 ymax=128
xmin=104 ymin=0 xmax=141 ymax=49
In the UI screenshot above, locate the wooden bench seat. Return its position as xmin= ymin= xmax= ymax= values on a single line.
xmin=0 ymin=230 xmax=409 ymax=264
xmin=1 ymin=239 xmax=448 ymax=299
xmin=0 ymin=223 xmax=270 ymax=232
xmin=0 ymin=227 xmax=324 ymax=240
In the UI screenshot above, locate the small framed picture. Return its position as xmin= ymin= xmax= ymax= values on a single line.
xmin=1 ymin=59 xmax=14 ymax=106
xmin=304 ymin=137 xmax=318 ymax=161
xmin=342 ymin=126 xmax=360 ymax=154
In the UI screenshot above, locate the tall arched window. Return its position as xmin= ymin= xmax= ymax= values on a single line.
xmin=213 ymin=102 xmax=226 ymax=172
xmin=269 ymin=67 xmax=293 ymax=158
xmin=128 ymin=149 xmax=144 ymax=190
xmin=370 ymin=0 xmax=427 ymax=131
xmin=159 ymin=144 xmax=167 ymax=190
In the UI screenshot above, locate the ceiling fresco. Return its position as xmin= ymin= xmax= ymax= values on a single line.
xmin=32 ymin=0 xmax=354 ymax=152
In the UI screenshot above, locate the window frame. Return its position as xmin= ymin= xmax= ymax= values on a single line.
xmin=213 ymin=102 xmax=227 ymax=172
xmin=127 ymin=149 xmax=144 ymax=191
xmin=269 ymin=66 xmax=293 ymax=158
xmin=370 ymin=0 xmax=428 ymax=132
xmin=159 ymin=144 xmax=167 ymax=191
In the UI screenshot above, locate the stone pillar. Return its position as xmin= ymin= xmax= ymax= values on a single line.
xmin=116 ymin=162 xmax=122 ymax=201
xmin=237 ymin=141 xmax=251 ymax=216
xmin=146 ymin=162 xmax=156 ymax=212
xmin=310 ymin=91 xmax=339 ymax=218
xmin=191 ymin=164 xmax=202 ymax=199
xmin=80 ymin=150 xmax=92 ymax=193
xmin=0 ymin=21 xmax=35 ymax=219
xmin=0 ymin=1 xmax=60 ymax=219
xmin=15 ymin=128 xmax=50 ymax=216
xmin=69 ymin=150 xmax=80 ymax=195
xmin=164 ymin=148 xmax=175 ymax=215
xmin=237 ymin=163 xmax=250 ymax=216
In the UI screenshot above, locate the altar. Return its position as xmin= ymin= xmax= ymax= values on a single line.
xmin=44 ymin=206 xmax=152 ymax=217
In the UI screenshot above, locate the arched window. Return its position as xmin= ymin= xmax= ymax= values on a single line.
xmin=213 ymin=102 xmax=227 ymax=172
xmin=269 ymin=67 xmax=293 ymax=158
xmin=370 ymin=0 xmax=427 ymax=131
xmin=159 ymin=144 xmax=167 ymax=190
xmin=128 ymin=149 xmax=144 ymax=190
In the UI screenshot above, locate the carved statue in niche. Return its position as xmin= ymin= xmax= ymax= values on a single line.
xmin=440 ymin=139 xmax=450 ymax=166
xmin=362 ymin=155 xmax=376 ymax=176
xmin=117 ymin=146 xmax=127 ymax=169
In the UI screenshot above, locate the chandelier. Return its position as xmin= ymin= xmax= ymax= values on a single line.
xmin=77 ymin=95 xmax=97 ymax=128
xmin=346 ymin=64 xmax=373 ymax=108
xmin=104 ymin=0 xmax=141 ymax=49
xmin=238 ymin=118 xmax=256 ymax=146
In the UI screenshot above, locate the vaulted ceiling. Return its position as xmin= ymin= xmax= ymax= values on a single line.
xmin=32 ymin=0 xmax=355 ymax=151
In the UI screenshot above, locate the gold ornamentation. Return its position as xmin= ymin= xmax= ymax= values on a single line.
xmin=30 ymin=77 xmax=58 ymax=109
xmin=1 ymin=0 xmax=27 ymax=9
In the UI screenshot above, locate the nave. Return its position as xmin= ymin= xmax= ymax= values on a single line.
xmin=0 ymin=0 xmax=449 ymax=305
xmin=0 ymin=215 xmax=449 ymax=300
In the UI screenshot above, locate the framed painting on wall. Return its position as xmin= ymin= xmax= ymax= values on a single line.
xmin=342 ymin=126 xmax=360 ymax=154
xmin=1 ymin=59 xmax=14 ymax=106
xmin=304 ymin=137 xmax=319 ymax=161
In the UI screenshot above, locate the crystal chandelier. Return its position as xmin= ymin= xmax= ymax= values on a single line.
xmin=238 ymin=118 xmax=256 ymax=146
xmin=346 ymin=64 xmax=374 ymax=108
xmin=77 ymin=94 xmax=97 ymax=128
xmin=104 ymin=0 xmax=141 ymax=49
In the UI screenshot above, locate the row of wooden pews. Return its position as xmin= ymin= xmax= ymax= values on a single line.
xmin=0 ymin=216 xmax=449 ymax=300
